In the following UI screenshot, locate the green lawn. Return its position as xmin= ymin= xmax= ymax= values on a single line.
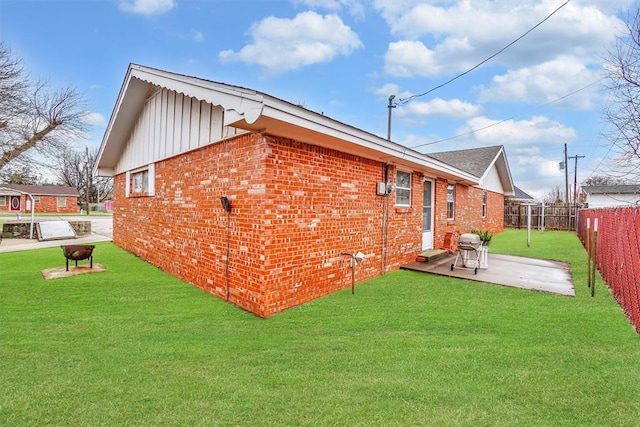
xmin=1 ymin=230 xmax=639 ymax=426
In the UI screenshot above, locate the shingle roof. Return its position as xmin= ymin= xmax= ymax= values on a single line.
xmin=510 ymin=186 xmax=534 ymax=200
xmin=0 ymin=184 xmax=80 ymax=197
xmin=427 ymin=145 xmax=503 ymax=178
xmin=582 ymin=184 xmax=640 ymax=194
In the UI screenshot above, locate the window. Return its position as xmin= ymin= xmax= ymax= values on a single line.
xmin=482 ymin=190 xmax=487 ymax=218
xmin=396 ymin=170 xmax=412 ymax=206
xmin=0 ymin=196 xmax=5 ymax=207
xmin=57 ymin=197 xmax=67 ymax=208
xmin=33 ymin=196 xmax=40 ymax=203
xmin=126 ymin=163 xmax=155 ymax=197
xmin=447 ymin=184 xmax=455 ymax=220
xmin=132 ymin=170 xmax=149 ymax=193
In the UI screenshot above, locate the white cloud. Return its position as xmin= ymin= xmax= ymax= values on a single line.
xmin=478 ymin=56 xmax=600 ymax=109
xmin=374 ymin=83 xmax=401 ymax=98
xmin=384 ymin=40 xmax=440 ymax=77
xmin=293 ymin=0 xmax=366 ymax=21
xmin=518 ymin=155 xmax=563 ymax=177
xmin=118 ymin=0 xmax=175 ymax=15
xmin=219 ymin=12 xmax=362 ymax=75
xmin=377 ymin=0 xmax=625 ymax=78
xmin=372 ymin=83 xmax=413 ymax=103
xmin=83 ymin=111 xmax=107 ymax=127
xmin=397 ymin=97 xmax=483 ymax=120
xmin=460 ymin=115 xmax=576 ymax=146
xmin=192 ymin=30 xmax=204 ymax=42
xmin=512 ymin=146 xmax=540 ymax=156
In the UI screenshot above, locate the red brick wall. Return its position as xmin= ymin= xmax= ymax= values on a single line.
xmin=113 ymin=133 xmax=425 ymax=317
xmin=433 ymin=179 xmax=504 ymax=248
xmin=113 ymin=132 xmax=506 ymax=317
xmin=35 ymin=195 xmax=79 ymax=213
xmin=1 ymin=195 xmax=78 ymax=214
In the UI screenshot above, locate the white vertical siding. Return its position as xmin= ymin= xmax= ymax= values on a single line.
xmin=181 ymin=97 xmax=191 ymax=153
xmin=172 ymin=92 xmax=182 ymax=154
xmin=115 ymin=88 xmax=235 ymax=173
xmin=482 ymin=165 xmax=504 ymax=194
xmin=587 ymin=193 xmax=640 ymax=208
xmin=189 ymin=98 xmax=201 ymax=150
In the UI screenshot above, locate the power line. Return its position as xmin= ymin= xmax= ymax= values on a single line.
xmin=409 ymin=77 xmax=602 ymax=149
xmin=396 ymin=0 xmax=572 ymax=106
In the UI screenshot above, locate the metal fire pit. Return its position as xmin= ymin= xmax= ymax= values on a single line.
xmin=61 ymin=245 xmax=95 ymax=271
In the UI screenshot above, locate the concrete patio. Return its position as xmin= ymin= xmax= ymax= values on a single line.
xmin=402 ymin=252 xmax=575 ymax=297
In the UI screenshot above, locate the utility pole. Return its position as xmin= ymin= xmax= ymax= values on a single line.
xmin=564 ymin=143 xmax=569 ymax=204
xmin=387 ymin=94 xmax=396 ymax=141
xmin=569 ymin=154 xmax=585 ymax=205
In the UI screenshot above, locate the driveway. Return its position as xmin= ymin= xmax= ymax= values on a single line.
xmin=402 ymin=253 xmax=575 ymax=297
xmin=0 ymin=215 xmax=113 ymax=253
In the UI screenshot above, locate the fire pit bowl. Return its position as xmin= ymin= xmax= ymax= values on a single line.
xmin=61 ymin=245 xmax=95 ymax=271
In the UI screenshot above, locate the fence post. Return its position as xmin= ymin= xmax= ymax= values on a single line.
xmin=586 ymin=217 xmax=591 ymax=289
xmin=591 ymin=218 xmax=598 ymax=297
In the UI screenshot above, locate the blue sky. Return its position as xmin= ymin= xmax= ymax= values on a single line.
xmin=0 ymin=0 xmax=633 ymax=199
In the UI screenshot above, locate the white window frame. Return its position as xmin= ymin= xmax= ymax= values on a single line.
xmin=33 ymin=196 xmax=40 ymax=203
xmin=447 ymin=183 xmax=455 ymax=220
xmin=126 ymin=163 xmax=155 ymax=197
xmin=57 ymin=197 xmax=67 ymax=208
xmin=395 ymin=170 xmax=412 ymax=206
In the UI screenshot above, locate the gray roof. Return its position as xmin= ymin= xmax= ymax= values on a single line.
xmin=582 ymin=184 xmax=640 ymax=194
xmin=510 ymin=186 xmax=534 ymax=200
xmin=0 ymin=184 xmax=80 ymax=197
xmin=427 ymin=145 xmax=503 ymax=178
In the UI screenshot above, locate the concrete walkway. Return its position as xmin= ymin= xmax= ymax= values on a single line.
xmin=402 ymin=253 xmax=575 ymax=297
xmin=0 ymin=215 xmax=113 ymax=253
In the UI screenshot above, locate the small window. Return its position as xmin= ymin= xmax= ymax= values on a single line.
xmin=57 ymin=197 xmax=67 ymax=208
xmin=0 ymin=196 xmax=5 ymax=207
xmin=447 ymin=184 xmax=455 ymax=220
xmin=482 ymin=190 xmax=487 ymax=218
xmin=395 ymin=170 xmax=412 ymax=206
xmin=126 ymin=163 xmax=155 ymax=197
xmin=33 ymin=196 xmax=40 ymax=203
xmin=132 ymin=170 xmax=149 ymax=193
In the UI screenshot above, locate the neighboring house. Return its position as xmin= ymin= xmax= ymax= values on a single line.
xmin=0 ymin=184 xmax=79 ymax=214
xmin=428 ymin=145 xmax=515 ymax=233
xmin=95 ymin=64 xmax=515 ymax=317
xmin=582 ymin=185 xmax=640 ymax=208
xmin=507 ymin=186 xmax=535 ymax=203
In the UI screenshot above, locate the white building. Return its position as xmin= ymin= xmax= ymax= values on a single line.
xmin=582 ymin=185 xmax=640 ymax=208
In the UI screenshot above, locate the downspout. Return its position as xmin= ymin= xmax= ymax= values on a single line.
xmin=381 ymin=163 xmax=390 ymax=275
xmin=225 ymin=205 xmax=231 ymax=300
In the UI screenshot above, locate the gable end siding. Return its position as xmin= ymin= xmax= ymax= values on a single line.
xmin=115 ymin=88 xmax=241 ymax=174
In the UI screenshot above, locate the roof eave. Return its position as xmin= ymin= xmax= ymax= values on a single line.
xmin=232 ymin=96 xmax=478 ymax=185
xmin=95 ymin=64 xmax=478 ymax=184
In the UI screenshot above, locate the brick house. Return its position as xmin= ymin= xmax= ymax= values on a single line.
xmin=0 ymin=184 xmax=79 ymax=214
xmin=95 ymin=64 xmax=514 ymax=317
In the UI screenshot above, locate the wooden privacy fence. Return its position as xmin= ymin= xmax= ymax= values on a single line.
xmin=577 ymin=207 xmax=640 ymax=335
xmin=504 ymin=202 xmax=578 ymax=231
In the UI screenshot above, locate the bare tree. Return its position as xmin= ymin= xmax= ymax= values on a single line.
xmin=582 ymin=174 xmax=628 ymax=186
xmin=543 ymin=185 xmax=567 ymax=204
xmin=54 ymin=147 xmax=113 ymax=209
xmin=0 ymin=164 xmax=41 ymax=185
xmin=0 ymin=42 xmax=87 ymax=171
xmin=603 ymin=8 xmax=640 ymax=180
